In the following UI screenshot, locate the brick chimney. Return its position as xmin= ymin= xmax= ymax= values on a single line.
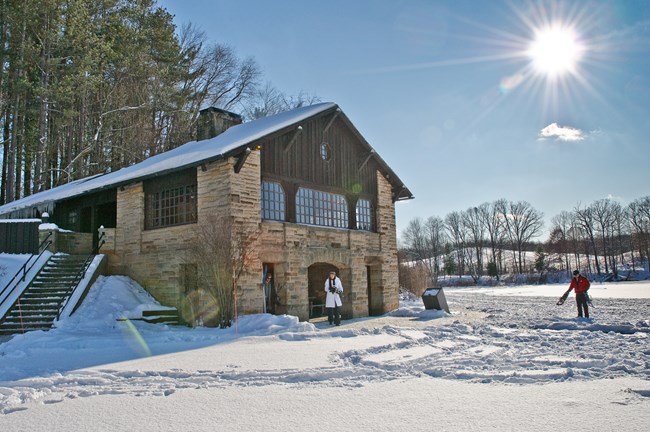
xmin=197 ymin=107 xmax=243 ymax=140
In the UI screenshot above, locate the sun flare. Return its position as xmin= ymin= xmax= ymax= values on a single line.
xmin=528 ymin=25 xmax=583 ymax=76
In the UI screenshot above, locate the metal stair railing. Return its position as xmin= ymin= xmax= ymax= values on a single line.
xmin=56 ymin=231 xmax=106 ymax=320
xmin=0 ymin=231 xmax=53 ymax=313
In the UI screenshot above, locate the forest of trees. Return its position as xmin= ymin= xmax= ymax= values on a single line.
xmin=0 ymin=0 xmax=317 ymax=206
xmin=400 ymin=196 xmax=650 ymax=289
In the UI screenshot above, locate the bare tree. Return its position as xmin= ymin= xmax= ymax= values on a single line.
xmin=462 ymin=206 xmax=485 ymax=280
xmin=549 ymin=210 xmax=577 ymax=274
xmin=397 ymin=248 xmax=428 ymax=296
xmin=185 ymin=216 xmax=258 ymax=328
xmin=610 ymin=202 xmax=628 ymax=276
xmin=444 ymin=211 xmax=468 ymax=279
xmin=242 ymin=81 xmax=321 ymax=121
xmin=173 ymin=23 xmax=261 ymax=141
xmin=627 ymin=196 xmax=650 ymax=270
xmin=499 ymin=200 xmax=544 ymax=274
xmin=402 ymin=217 xmax=435 ymax=285
xmin=424 ymin=215 xmax=447 ymax=285
xmin=590 ymin=199 xmax=618 ymax=274
xmin=574 ymin=203 xmax=602 ymax=275
xmin=478 ymin=200 xmax=506 ymax=277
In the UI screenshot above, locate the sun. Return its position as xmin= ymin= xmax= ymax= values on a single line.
xmin=528 ymin=25 xmax=583 ymax=77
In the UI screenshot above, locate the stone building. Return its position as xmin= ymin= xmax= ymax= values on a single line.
xmin=0 ymin=103 xmax=413 ymax=322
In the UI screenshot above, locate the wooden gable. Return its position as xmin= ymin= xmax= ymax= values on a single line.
xmin=259 ymin=110 xmax=381 ymax=200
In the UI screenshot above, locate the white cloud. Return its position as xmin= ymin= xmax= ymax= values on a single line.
xmin=604 ymin=194 xmax=625 ymax=203
xmin=538 ymin=123 xmax=585 ymax=142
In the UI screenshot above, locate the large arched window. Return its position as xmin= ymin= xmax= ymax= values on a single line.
xmin=261 ymin=181 xmax=285 ymax=221
xmin=356 ymin=198 xmax=374 ymax=231
xmin=296 ymin=187 xmax=348 ymax=228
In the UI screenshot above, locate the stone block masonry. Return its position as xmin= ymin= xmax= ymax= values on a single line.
xmin=375 ymin=174 xmax=399 ymax=312
xmin=103 ymin=149 xmax=401 ymax=323
xmin=39 ymin=229 xmax=93 ymax=255
xmin=256 ymin=171 xmax=400 ymax=321
xmin=106 ymin=152 xmax=264 ymax=313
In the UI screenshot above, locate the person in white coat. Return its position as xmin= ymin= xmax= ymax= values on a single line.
xmin=324 ymin=271 xmax=343 ymax=325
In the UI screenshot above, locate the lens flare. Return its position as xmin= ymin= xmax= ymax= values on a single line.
xmin=180 ymin=289 xmax=220 ymax=327
xmin=499 ymin=73 xmax=525 ymax=94
xmin=119 ymin=318 xmax=152 ymax=357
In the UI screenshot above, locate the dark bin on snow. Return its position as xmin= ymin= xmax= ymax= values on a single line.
xmin=421 ymin=287 xmax=450 ymax=313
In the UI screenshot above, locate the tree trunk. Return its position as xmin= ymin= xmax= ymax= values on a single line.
xmin=35 ymin=10 xmax=51 ymax=194
xmin=1 ymin=111 xmax=9 ymax=205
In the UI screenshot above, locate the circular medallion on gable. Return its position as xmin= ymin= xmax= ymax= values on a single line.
xmin=320 ymin=142 xmax=331 ymax=161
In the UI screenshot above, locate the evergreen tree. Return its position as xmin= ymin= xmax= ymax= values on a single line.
xmin=444 ymin=254 xmax=457 ymax=278
xmin=0 ymin=0 xmax=264 ymax=204
xmin=487 ymin=261 xmax=499 ymax=280
xmin=534 ymin=246 xmax=546 ymax=273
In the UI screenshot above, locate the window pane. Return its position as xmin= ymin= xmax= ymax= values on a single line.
xmin=296 ymin=187 xmax=348 ymax=229
xmin=261 ymin=181 xmax=285 ymax=221
xmin=356 ymin=198 xmax=373 ymax=231
xmin=145 ymin=184 xmax=197 ymax=230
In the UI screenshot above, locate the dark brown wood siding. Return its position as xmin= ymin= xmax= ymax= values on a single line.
xmin=54 ymin=189 xmax=117 ymax=233
xmin=0 ymin=221 xmax=40 ymax=254
xmin=260 ymin=115 xmax=379 ymax=200
xmin=259 ymin=113 xmax=380 ymax=231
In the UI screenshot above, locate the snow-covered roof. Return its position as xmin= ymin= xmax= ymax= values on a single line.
xmin=0 ymin=219 xmax=41 ymax=223
xmin=0 ymin=103 xmax=339 ymax=215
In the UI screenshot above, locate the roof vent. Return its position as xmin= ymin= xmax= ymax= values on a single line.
xmin=197 ymin=107 xmax=243 ymax=140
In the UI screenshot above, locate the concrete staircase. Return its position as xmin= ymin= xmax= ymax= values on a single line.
xmin=0 ymin=255 xmax=90 ymax=336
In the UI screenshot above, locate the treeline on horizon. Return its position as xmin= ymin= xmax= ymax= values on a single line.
xmin=0 ymin=0 xmax=317 ymax=206
xmin=399 ymin=195 xmax=650 ymax=287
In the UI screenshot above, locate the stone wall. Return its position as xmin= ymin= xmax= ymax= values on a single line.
xmin=256 ymin=169 xmax=398 ymax=321
xmin=106 ymin=151 xmax=264 ymax=314
xmin=98 ymin=227 xmax=116 ymax=258
xmin=259 ymin=222 xmax=392 ymax=321
xmin=112 ymin=181 xmax=198 ymax=306
xmin=375 ymin=173 xmax=400 ymax=312
xmin=39 ymin=229 xmax=93 ymax=255
xmin=104 ymin=151 xmax=401 ymax=324
xmin=227 ymin=151 xmax=263 ymax=315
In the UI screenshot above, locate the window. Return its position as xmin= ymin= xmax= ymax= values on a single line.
xmin=68 ymin=210 xmax=78 ymax=227
xmin=296 ymin=187 xmax=348 ymax=228
xmin=261 ymin=181 xmax=285 ymax=221
xmin=356 ymin=198 xmax=374 ymax=231
xmin=145 ymin=184 xmax=197 ymax=229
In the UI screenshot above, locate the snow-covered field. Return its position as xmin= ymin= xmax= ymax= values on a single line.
xmin=1 ymin=274 xmax=649 ymax=431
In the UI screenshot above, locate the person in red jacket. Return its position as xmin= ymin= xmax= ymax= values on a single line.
xmin=561 ymin=270 xmax=591 ymax=318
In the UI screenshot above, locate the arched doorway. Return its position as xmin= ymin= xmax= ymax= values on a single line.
xmin=307 ymin=263 xmax=339 ymax=318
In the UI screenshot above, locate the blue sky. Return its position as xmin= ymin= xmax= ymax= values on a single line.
xmin=159 ymin=0 xmax=650 ymax=240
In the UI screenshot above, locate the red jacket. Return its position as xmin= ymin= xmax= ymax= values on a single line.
xmin=568 ymin=275 xmax=591 ymax=294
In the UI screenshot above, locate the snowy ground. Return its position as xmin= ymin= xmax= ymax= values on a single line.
xmin=0 ymin=275 xmax=649 ymax=431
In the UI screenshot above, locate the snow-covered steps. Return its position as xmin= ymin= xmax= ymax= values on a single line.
xmin=141 ymin=308 xmax=180 ymax=325
xmin=0 ymin=255 xmax=94 ymax=336
xmin=115 ymin=308 xmax=181 ymax=325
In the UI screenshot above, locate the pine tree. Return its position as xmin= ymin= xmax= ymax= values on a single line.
xmin=0 ymin=0 xmax=264 ymax=204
